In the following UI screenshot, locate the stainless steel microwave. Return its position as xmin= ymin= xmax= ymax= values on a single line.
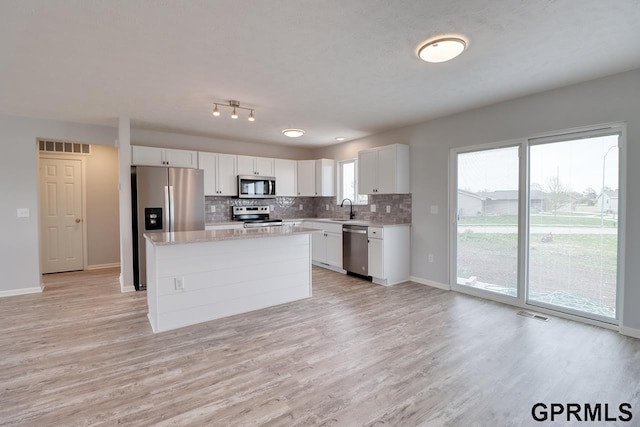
xmin=238 ymin=175 xmax=276 ymax=198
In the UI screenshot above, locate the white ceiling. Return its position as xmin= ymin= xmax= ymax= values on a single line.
xmin=1 ymin=1 xmax=639 ymax=147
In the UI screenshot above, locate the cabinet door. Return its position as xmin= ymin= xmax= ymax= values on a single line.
xmin=236 ymin=155 xmax=256 ymax=175
xmin=216 ymin=153 xmax=237 ymax=196
xmin=315 ymin=159 xmax=335 ymax=197
xmin=198 ymin=152 xmax=218 ymax=196
xmin=255 ymin=157 xmax=275 ymax=176
xmin=131 ymin=146 xmax=165 ymax=166
xmin=311 ymin=231 xmax=326 ymax=263
xmin=274 ymin=159 xmax=297 ymax=196
xmin=297 ymin=160 xmax=316 ymax=196
xmin=368 ymin=237 xmax=384 ymax=278
xmin=358 ymin=149 xmax=378 ymax=194
xmin=325 ymin=232 xmax=343 ymax=268
xmin=376 ymin=145 xmax=397 ymax=194
xmin=165 ymin=148 xmax=198 ymax=168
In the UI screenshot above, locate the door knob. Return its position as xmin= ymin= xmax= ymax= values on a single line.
xmin=75 ymin=218 xmax=82 ymax=223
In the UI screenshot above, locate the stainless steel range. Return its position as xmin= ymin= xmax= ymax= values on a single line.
xmin=232 ymin=205 xmax=283 ymax=228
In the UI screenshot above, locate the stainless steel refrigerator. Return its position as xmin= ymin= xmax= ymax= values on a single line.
xmin=131 ymin=166 xmax=205 ymax=290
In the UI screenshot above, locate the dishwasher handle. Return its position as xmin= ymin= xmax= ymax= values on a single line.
xmin=343 ymin=228 xmax=367 ymax=234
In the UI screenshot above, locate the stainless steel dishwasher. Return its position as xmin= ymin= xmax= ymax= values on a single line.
xmin=343 ymin=224 xmax=368 ymax=275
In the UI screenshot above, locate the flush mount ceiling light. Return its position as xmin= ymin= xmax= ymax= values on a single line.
xmin=417 ymin=36 xmax=467 ymax=63
xmin=282 ymin=129 xmax=305 ymax=138
xmin=212 ymin=100 xmax=256 ymax=121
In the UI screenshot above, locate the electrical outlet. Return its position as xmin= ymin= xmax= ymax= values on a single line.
xmin=210 ymin=205 xmax=216 ymax=213
xmin=430 ymin=205 xmax=439 ymax=214
xmin=428 ymin=254 xmax=434 ymax=263
xmin=326 ymin=204 xmax=329 ymax=211
xmin=299 ymin=204 xmax=303 ymax=210
xmin=17 ymin=208 xmax=30 ymax=218
xmin=370 ymin=204 xmax=376 ymax=212
xmin=386 ymin=205 xmax=391 ymax=213
xmin=174 ymin=277 xmax=185 ymax=290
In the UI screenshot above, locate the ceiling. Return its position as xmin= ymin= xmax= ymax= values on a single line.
xmin=1 ymin=1 xmax=639 ymax=147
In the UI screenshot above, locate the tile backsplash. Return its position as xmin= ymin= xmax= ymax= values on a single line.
xmin=205 ymin=194 xmax=411 ymax=224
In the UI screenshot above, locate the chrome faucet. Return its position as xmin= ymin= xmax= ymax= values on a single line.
xmin=340 ymin=198 xmax=355 ymax=219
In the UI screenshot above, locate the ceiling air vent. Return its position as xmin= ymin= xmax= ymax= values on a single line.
xmin=38 ymin=139 xmax=91 ymax=155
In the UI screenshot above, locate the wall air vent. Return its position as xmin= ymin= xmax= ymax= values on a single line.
xmin=38 ymin=139 xmax=91 ymax=155
xmin=517 ymin=310 xmax=550 ymax=322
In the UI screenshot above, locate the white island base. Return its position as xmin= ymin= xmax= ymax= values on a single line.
xmin=145 ymin=229 xmax=313 ymax=333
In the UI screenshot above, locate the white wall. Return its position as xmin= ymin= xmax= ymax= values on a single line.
xmin=0 ymin=115 xmax=117 ymax=292
xmin=86 ymin=144 xmax=120 ymax=266
xmin=314 ymin=69 xmax=640 ymax=331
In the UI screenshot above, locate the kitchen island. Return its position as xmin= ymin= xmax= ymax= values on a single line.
xmin=144 ymin=225 xmax=317 ymax=333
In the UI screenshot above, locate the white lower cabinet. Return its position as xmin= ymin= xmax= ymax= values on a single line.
xmin=307 ymin=221 xmax=343 ymax=270
xmin=325 ymin=232 xmax=343 ymax=267
xmin=367 ymin=225 xmax=410 ymax=286
xmin=367 ymin=236 xmax=384 ymax=279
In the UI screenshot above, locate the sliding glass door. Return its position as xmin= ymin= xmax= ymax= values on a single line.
xmin=452 ymin=126 xmax=623 ymax=324
xmin=455 ymin=146 xmax=520 ymax=297
xmin=528 ymin=134 xmax=619 ymax=320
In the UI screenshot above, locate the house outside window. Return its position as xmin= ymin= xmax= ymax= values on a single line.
xmin=337 ymin=159 xmax=368 ymax=205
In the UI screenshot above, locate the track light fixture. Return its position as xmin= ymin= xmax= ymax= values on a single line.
xmin=212 ymin=100 xmax=256 ymax=121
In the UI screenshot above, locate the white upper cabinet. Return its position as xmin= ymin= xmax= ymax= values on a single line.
xmin=297 ymin=159 xmax=335 ymax=197
xmin=297 ymin=160 xmax=316 ymax=196
xmin=358 ymin=144 xmax=410 ymax=194
xmin=164 ymin=148 xmax=198 ymax=168
xmin=315 ymin=159 xmax=335 ymax=197
xmin=274 ymin=159 xmax=297 ymax=197
xmin=131 ymin=146 xmax=198 ymax=168
xmin=198 ymin=152 xmax=237 ymax=196
xmin=237 ymin=155 xmax=275 ymax=176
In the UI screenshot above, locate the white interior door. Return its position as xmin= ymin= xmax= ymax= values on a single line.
xmin=40 ymin=157 xmax=84 ymax=273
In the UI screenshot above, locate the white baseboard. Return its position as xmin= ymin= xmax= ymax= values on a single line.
xmin=312 ymin=261 xmax=346 ymax=275
xmin=409 ymin=276 xmax=451 ymax=291
xmin=86 ymin=262 xmax=120 ymax=270
xmin=620 ymin=326 xmax=640 ymax=339
xmin=0 ymin=287 xmax=42 ymax=298
xmin=119 ymin=273 xmax=136 ymax=293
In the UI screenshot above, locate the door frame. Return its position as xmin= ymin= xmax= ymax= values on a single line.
xmin=38 ymin=152 xmax=89 ymax=274
xmin=448 ymin=122 xmax=627 ymax=330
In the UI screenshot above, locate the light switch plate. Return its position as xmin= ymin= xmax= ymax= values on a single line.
xmin=386 ymin=205 xmax=391 ymax=213
xmin=174 ymin=277 xmax=185 ymax=290
xmin=370 ymin=204 xmax=376 ymax=213
xmin=299 ymin=204 xmax=303 ymax=210
xmin=326 ymin=204 xmax=329 ymax=211
xmin=430 ymin=205 xmax=439 ymax=214
xmin=17 ymin=208 xmax=30 ymax=218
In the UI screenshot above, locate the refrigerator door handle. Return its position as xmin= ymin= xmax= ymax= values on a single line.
xmin=164 ymin=185 xmax=171 ymax=231
xmin=169 ymin=185 xmax=175 ymax=232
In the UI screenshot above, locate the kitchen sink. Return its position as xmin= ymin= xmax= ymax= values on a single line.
xmin=330 ymin=218 xmax=350 ymax=222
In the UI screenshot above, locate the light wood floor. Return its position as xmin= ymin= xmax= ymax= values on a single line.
xmin=1 ymin=267 xmax=639 ymax=426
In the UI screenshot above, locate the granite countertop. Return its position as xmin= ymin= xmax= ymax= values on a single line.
xmin=205 ymin=218 xmax=410 ymax=228
xmin=145 ymin=226 xmax=319 ymax=246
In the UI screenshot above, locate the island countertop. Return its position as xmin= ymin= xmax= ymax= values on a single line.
xmin=144 ymin=226 xmax=318 ymax=246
